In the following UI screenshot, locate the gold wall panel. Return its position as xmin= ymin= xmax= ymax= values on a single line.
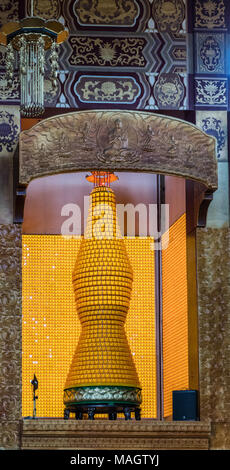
xmin=22 ymin=235 xmax=156 ymax=419
xmin=162 ymin=214 xmax=189 ymax=418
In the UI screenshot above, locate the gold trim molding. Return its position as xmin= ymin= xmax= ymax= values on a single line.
xmin=19 ymin=110 xmax=217 ymax=189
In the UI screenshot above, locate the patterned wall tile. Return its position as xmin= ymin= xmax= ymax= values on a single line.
xmin=196 ymin=33 xmax=225 ymax=74
xmin=0 ymin=72 xmax=20 ymax=104
xmin=74 ymin=75 xmax=141 ymax=105
xmin=195 ymin=77 xmax=228 ymax=108
xmin=25 ymin=0 xmax=61 ymax=19
xmin=194 ymin=0 xmax=226 ymax=30
xmin=0 ymin=106 xmax=19 ymax=223
xmin=154 ymin=32 xmax=187 ymax=74
xmin=151 ymin=73 xmax=187 ymax=109
xmin=59 ymin=33 xmax=154 ymax=72
xmin=0 ymin=0 xmax=19 ymax=28
xmin=64 ymin=0 xmax=150 ymax=33
xmin=63 ymin=71 xmax=150 ymax=109
xmin=196 ymin=110 xmax=227 ymax=161
xmin=206 ymin=161 xmax=229 ymax=227
xmin=0 ymin=106 xmax=20 ymax=156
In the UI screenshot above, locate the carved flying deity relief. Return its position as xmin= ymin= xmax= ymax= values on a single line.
xmin=19 ymin=111 xmax=217 ymax=189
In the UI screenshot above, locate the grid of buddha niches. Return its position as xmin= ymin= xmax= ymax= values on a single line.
xmin=22 ymin=235 xmax=157 ymax=418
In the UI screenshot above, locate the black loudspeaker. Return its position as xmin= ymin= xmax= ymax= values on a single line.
xmin=172 ymin=390 xmax=199 ymax=421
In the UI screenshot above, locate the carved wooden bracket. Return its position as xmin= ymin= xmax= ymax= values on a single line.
xmin=198 ymin=190 xmax=214 ymax=228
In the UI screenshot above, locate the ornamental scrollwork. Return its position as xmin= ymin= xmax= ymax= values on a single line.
xmin=76 ymin=77 xmax=140 ymax=104
xmin=195 ymin=79 xmax=227 ymax=106
xmin=200 ymin=35 xmax=223 ymax=73
xmin=0 ymin=110 xmax=19 ymax=153
xmin=69 ymin=36 xmax=146 ymax=67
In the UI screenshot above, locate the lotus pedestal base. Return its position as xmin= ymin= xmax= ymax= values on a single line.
xmin=63 ymin=386 xmax=142 ymax=421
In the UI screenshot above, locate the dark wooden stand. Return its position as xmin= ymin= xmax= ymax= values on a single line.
xmin=64 ymin=404 xmax=141 ymax=421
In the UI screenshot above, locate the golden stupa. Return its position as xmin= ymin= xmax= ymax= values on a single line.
xmin=63 ymin=172 xmax=142 ymax=419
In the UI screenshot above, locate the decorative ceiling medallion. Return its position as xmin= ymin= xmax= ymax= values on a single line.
xmin=195 ymin=0 xmax=226 ymax=29
xmin=75 ymin=76 xmax=141 ymax=105
xmin=200 ymin=35 xmax=221 ymax=72
xmin=153 ymin=74 xmax=185 ymax=109
xmin=152 ymin=0 xmax=185 ymax=33
xmin=26 ymin=0 xmax=61 ymax=20
xmin=74 ymin=0 xmax=139 ymax=26
xmin=68 ymin=36 xmax=146 ymax=68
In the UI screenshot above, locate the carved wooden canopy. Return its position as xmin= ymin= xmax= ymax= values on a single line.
xmin=19 ymin=110 xmax=217 ymax=189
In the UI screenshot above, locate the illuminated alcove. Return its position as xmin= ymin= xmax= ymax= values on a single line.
xmin=21 ymin=171 xmax=191 ymax=420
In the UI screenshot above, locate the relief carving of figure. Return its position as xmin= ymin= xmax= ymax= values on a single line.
xmin=106 ymin=118 xmax=128 ymax=152
xmin=97 ymin=118 xmax=139 ymax=163
xmin=139 ymin=122 xmax=178 ymax=158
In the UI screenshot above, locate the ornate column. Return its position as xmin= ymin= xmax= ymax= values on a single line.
xmin=0 ymin=224 xmax=22 ymax=449
xmin=197 ymin=227 xmax=230 ymax=449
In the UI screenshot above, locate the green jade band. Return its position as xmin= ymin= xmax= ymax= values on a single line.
xmin=63 ymin=386 xmax=142 ymax=406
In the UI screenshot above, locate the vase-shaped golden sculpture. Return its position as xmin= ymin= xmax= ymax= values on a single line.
xmin=63 ymin=174 xmax=142 ymax=420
